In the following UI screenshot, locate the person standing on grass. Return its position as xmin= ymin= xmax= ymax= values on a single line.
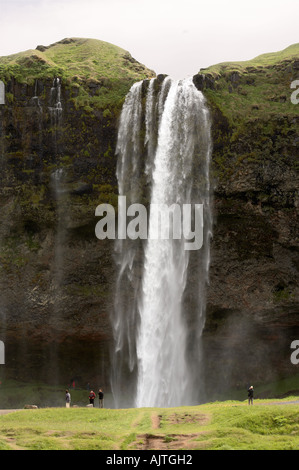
xmin=248 ymin=385 xmax=254 ymax=405
xmin=89 ymin=390 xmax=96 ymax=407
xmin=66 ymin=390 xmax=71 ymax=408
xmin=98 ymin=388 xmax=104 ymax=408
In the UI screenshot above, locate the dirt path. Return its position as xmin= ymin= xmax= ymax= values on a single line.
xmin=0 ymin=410 xmax=20 ymax=415
xmin=151 ymin=412 xmax=161 ymax=429
xmin=260 ymin=400 xmax=299 ymax=406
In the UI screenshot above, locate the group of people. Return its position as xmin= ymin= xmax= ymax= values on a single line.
xmin=89 ymin=389 xmax=104 ymax=408
xmin=65 ymin=388 xmax=104 ymax=408
xmin=66 ymin=385 xmax=254 ymax=407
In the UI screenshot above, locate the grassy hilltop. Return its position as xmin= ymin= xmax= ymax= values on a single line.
xmin=0 ymin=37 xmax=155 ymax=109
xmin=201 ymin=43 xmax=299 ymax=75
xmin=198 ymin=43 xmax=299 ymax=125
xmin=0 ymin=37 xmax=155 ymax=82
xmin=195 ymin=43 xmax=299 ymax=183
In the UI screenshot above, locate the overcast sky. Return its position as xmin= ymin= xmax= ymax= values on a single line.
xmin=0 ymin=0 xmax=298 ymax=79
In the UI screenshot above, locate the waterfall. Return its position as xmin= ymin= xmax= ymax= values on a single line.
xmin=31 ymin=79 xmax=42 ymax=112
xmin=51 ymin=167 xmax=66 ymax=288
xmin=49 ymin=77 xmax=62 ymax=126
xmin=111 ymin=81 xmax=144 ymax=407
xmin=49 ymin=77 xmax=62 ymax=156
xmin=29 ymin=80 xmax=43 ymax=161
xmin=48 ymin=167 xmax=67 ymax=384
xmin=112 ymin=76 xmax=212 ymax=408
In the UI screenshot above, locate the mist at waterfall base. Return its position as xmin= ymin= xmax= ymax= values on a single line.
xmin=111 ymin=76 xmax=212 ymax=408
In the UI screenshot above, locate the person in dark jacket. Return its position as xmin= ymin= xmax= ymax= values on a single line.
xmin=248 ymin=385 xmax=254 ymax=405
xmin=98 ymin=388 xmax=104 ymax=408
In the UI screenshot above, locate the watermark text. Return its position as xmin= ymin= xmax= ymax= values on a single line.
xmin=0 ymin=81 xmax=4 ymax=105
xmin=290 ymin=340 xmax=299 ymax=365
xmin=0 ymin=340 xmax=4 ymax=365
xmin=290 ymin=80 xmax=299 ymax=105
xmin=95 ymin=196 xmax=203 ymax=251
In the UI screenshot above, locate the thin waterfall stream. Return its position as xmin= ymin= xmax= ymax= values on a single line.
xmin=112 ymin=76 xmax=212 ymax=408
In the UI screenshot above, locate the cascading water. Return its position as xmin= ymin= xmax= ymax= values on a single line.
xmin=51 ymin=168 xmax=66 ymax=289
xmin=49 ymin=77 xmax=63 ymax=156
xmin=31 ymin=79 xmax=42 ymax=112
xmin=30 ymin=80 xmax=43 ymax=160
xmin=48 ymin=78 xmax=64 ymax=384
xmin=112 ymin=76 xmax=212 ymax=408
xmin=49 ymin=77 xmax=62 ymax=125
xmin=111 ymin=81 xmax=144 ymax=407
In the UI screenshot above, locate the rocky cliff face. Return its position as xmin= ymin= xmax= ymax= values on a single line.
xmin=0 ymin=39 xmax=154 ymax=390
xmin=193 ymin=44 xmax=299 ymax=397
xmin=0 ymin=39 xmax=298 ymax=401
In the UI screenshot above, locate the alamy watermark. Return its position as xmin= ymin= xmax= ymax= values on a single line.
xmin=0 ymin=341 xmax=4 ymax=365
xmin=95 ymin=196 xmax=204 ymax=251
xmin=289 ymin=73 xmax=299 ymax=366
xmin=290 ymin=80 xmax=299 ymax=105
xmin=0 ymin=80 xmax=5 ymax=105
xmin=290 ymin=340 xmax=299 ymax=365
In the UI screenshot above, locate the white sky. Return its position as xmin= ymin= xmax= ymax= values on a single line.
xmin=0 ymin=0 xmax=298 ymax=79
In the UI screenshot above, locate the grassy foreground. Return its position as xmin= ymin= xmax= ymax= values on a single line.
xmin=0 ymin=398 xmax=299 ymax=450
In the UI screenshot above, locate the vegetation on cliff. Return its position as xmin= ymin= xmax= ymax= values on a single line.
xmin=193 ymin=43 xmax=299 ymax=183
xmin=0 ymin=37 xmax=155 ymax=109
xmin=198 ymin=43 xmax=299 ymax=122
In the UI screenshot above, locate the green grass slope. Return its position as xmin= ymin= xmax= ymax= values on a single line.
xmin=199 ymin=43 xmax=299 ymax=126
xmin=196 ymin=43 xmax=299 ymax=181
xmin=201 ymin=43 xmax=299 ymax=76
xmin=0 ymin=400 xmax=299 ymax=450
xmin=0 ymin=37 xmax=155 ymax=82
xmin=0 ymin=37 xmax=155 ymax=110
